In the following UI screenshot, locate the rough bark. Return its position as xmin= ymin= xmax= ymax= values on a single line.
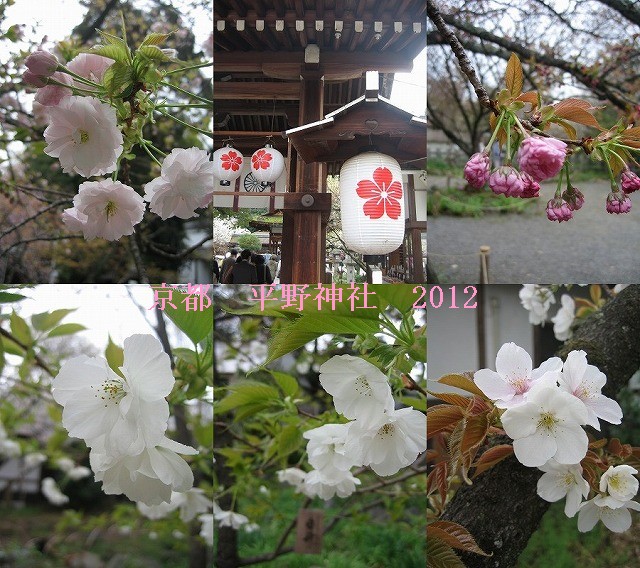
xmin=439 ymin=285 xmax=640 ymax=568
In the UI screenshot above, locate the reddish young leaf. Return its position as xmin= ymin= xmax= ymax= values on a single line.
xmin=609 ymin=438 xmax=624 ymax=457
xmin=428 ymin=520 xmax=491 ymax=556
xmin=466 ymin=396 xmax=491 ymax=416
xmin=471 ymin=444 xmax=514 ymax=478
xmin=505 ymin=53 xmax=524 ymax=98
xmin=432 ymin=391 xmax=472 ymax=409
xmin=427 ymin=460 xmax=450 ymax=507
xmin=553 ymin=99 xmax=603 ymax=130
xmin=427 ymin=405 xmax=464 ymax=440
xmin=426 ymin=534 xmax=465 ymax=568
xmin=516 ymin=91 xmax=538 ymax=110
xmin=461 ymin=413 xmax=490 ymax=455
xmin=588 ymin=438 xmax=608 ymax=450
xmin=437 ymin=373 xmax=486 ymax=398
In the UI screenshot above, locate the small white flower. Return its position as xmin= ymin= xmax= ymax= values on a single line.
xmin=55 ymin=457 xmax=75 ymax=472
xmin=551 ymin=294 xmax=575 ymax=341
xmin=319 ymin=355 xmax=394 ymax=427
xmin=577 ymin=496 xmax=640 ymax=533
xmin=303 ymin=423 xmax=356 ymax=472
xmin=600 ymin=465 xmax=639 ymax=506
xmin=613 ymin=285 xmax=628 ymax=294
xmin=199 ymin=514 xmax=214 ymax=546
xmin=23 ymin=453 xmax=47 ymax=469
xmin=44 ymin=96 xmax=123 ymax=177
xmin=346 ymin=407 xmax=427 ymax=476
xmin=144 ymin=147 xmax=214 ymax=219
xmin=137 ymin=499 xmax=178 ymax=520
xmin=244 ymin=523 xmax=260 ymax=533
xmin=299 ymin=467 xmax=361 ymax=500
xmin=558 ymin=350 xmax=622 ymax=430
xmin=519 ymin=285 xmax=555 ymax=325
xmin=501 ymin=386 xmax=588 ymax=467
xmin=259 ymin=485 xmax=269 ymax=495
xmin=67 ymin=466 xmax=92 ymax=480
xmin=41 ymin=477 xmax=69 ymax=506
xmin=174 ymin=488 xmax=212 ymax=522
xmin=536 ymin=460 xmax=589 ymax=517
xmin=172 ymin=530 xmax=184 ymax=539
xmin=277 ymin=468 xmax=307 ymax=488
xmin=215 ymin=510 xmax=249 ymax=529
xmin=0 ymin=439 xmax=21 ymax=458
xmin=474 ymin=343 xmax=562 ymax=408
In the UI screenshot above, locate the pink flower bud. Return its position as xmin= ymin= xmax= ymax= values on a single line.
xmin=520 ymin=172 xmax=540 ymax=198
xmin=23 ymin=69 xmax=48 ymax=88
xmin=546 ymin=197 xmax=573 ymax=222
xmin=489 ymin=166 xmax=524 ymax=197
xmin=34 ymin=71 xmax=73 ymax=107
xmin=518 ymin=136 xmax=567 ymax=181
xmin=606 ymin=192 xmax=631 ymax=214
xmin=25 ymin=49 xmax=58 ymax=77
xmin=621 ymin=170 xmax=640 ymax=194
xmin=463 ymin=152 xmax=491 ymax=189
xmin=562 ymin=187 xmax=585 ymax=211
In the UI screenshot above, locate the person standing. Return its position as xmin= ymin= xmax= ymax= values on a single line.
xmin=220 ymin=249 xmax=238 ymax=283
xmin=228 ymin=249 xmax=258 ymax=284
xmin=254 ymin=254 xmax=273 ymax=284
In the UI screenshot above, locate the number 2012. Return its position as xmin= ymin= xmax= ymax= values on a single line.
xmin=412 ymin=286 xmax=478 ymax=309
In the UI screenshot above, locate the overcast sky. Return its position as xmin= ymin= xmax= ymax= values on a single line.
xmin=390 ymin=46 xmax=426 ymax=117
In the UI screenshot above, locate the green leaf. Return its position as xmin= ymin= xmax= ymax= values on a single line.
xmin=158 ymin=289 xmax=213 ymax=346
xmin=102 ymin=61 xmax=133 ymax=96
xmin=277 ymin=424 xmax=302 ymax=458
xmin=137 ymin=45 xmax=173 ymax=62
xmin=10 ymin=312 xmax=31 ymax=346
xmin=141 ymin=32 xmax=173 ymax=47
xmin=0 ymin=335 xmax=5 ymax=377
xmin=105 ymin=335 xmax=124 ymax=375
xmin=31 ymin=309 xmax=75 ymax=332
xmin=270 ymin=371 xmax=299 ymax=397
xmin=91 ymin=43 xmax=130 ymax=64
xmin=215 ymin=381 xmax=280 ymax=414
xmin=374 ymin=285 xmax=421 ymax=314
xmin=400 ymin=395 xmax=426 ymax=412
xmin=0 ymin=332 xmax=24 ymax=356
xmin=194 ymin=422 xmax=213 ymax=447
xmin=173 ymin=347 xmax=197 ymax=365
xmin=0 ymin=292 xmax=25 ymax=303
xmin=47 ymin=323 xmax=86 ymax=337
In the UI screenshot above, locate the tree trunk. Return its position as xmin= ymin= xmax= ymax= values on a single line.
xmin=439 ymin=285 xmax=640 ymax=567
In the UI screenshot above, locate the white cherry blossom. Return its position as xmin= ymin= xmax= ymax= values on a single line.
xmin=558 ymin=350 xmax=622 ymax=430
xmin=501 ymin=386 xmax=588 ymax=467
xmin=67 ymin=466 xmax=92 ymax=480
xmin=551 ymin=294 xmax=575 ymax=341
xmin=599 ymin=465 xmax=639 ymax=507
xmin=299 ymin=467 xmax=361 ymax=500
xmin=199 ymin=514 xmax=214 ymax=546
xmin=346 ymin=407 xmax=426 ymax=476
xmin=23 ymin=453 xmax=47 ymax=469
xmin=303 ymin=423 xmax=356 ymax=472
xmin=519 ymin=285 xmax=555 ymax=325
xmin=474 ymin=343 xmax=562 ymax=408
xmin=577 ymin=495 xmax=640 ymax=533
xmin=44 ymin=96 xmax=123 ymax=177
xmin=277 ymin=468 xmax=307 ymax=488
xmin=215 ymin=510 xmax=249 ymax=529
xmin=536 ymin=460 xmax=589 ymax=517
xmin=318 ymin=355 xmax=394 ymax=427
xmin=41 ymin=477 xmax=69 ymax=506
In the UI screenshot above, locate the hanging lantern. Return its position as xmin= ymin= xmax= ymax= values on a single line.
xmin=339 ymin=152 xmax=405 ymax=254
xmin=213 ymin=143 xmax=244 ymax=186
xmin=250 ymin=143 xmax=285 ymax=185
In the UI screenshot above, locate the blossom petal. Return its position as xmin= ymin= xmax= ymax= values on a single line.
xmin=473 ymin=369 xmax=515 ymax=402
xmin=601 ymin=507 xmax=632 ymax=533
xmin=553 ymin=425 xmax=588 ymax=464
xmin=513 ymin=432 xmax=557 ymax=467
xmin=495 ymin=342 xmax=532 ymax=382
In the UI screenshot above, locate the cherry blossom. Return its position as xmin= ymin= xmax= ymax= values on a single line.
xmin=355 ymin=166 xmax=403 ymax=220
xmin=558 ymin=350 xmax=622 ymax=430
xmin=300 ymin=467 xmax=361 ymax=500
xmin=606 ymin=191 xmax=631 ymax=214
xmin=546 ymin=197 xmax=573 ymax=222
xmin=536 ymin=460 xmax=589 ymax=517
xmin=621 ymin=169 xmax=640 ymax=194
xmin=501 ymin=386 xmax=588 ymax=467
xmin=303 ymin=423 xmax=356 ymax=471
xmin=63 ymin=180 xmax=145 ymax=241
xmin=41 ymin=477 xmax=69 ymax=506
xmin=318 ymin=355 xmax=394 ymax=427
xmin=277 ymin=468 xmax=307 ymax=488
xmin=66 ymin=53 xmax=112 ymax=87
xmin=199 ymin=514 xmax=214 ymax=546
xmin=34 ymin=71 xmax=73 ymax=106
xmin=562 ymin=186 xmax=585 ymax=210
xmin=518 ymin=136 xmax=567 ymax=181
xmin=599 ymin=465 xmax=639 ymax=506
xmin=520 ymin=172 xmax=541 ymax=198
xmin=463 ymin=152 xmax=491 ymax=188
xmin=474 ymin=343 xmax=562 ymax=409
xmin=24 ymin=50 xmax=58 ymax=81
xmin=144 ymin=147 xmax=214 ymax=219
xmin=44 ymin=96 xmax=123 ymax=177
xmin=214 ymin=510 xmax=249 ymax=529
xmin=346 ymin=407 xmax=427 ymax=476
xmin=23 ymin=453 xmax=47 ymax=469
xmin=577 ymin=496 xmax=640 ymax=533
xmin=489 ymin=166 xmax=524 ymax=196
xmin=52 ymin=334 xmax=174 ymax=455
xmin=551 ymin=294 xmax=575 ymax=341
xmin=519 ymin=285 xmax=555 ymax=325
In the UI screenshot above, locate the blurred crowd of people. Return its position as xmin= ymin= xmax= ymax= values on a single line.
xmin=213 ymin=249 xmax=279 ymax=284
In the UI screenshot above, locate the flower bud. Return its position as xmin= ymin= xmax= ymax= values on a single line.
xmin=606 ymin=191 xmax=631 ymax=214
xmin=489 ymin=166 xmax=524 ymax=197
xmin=562 ymin=186 xmax=585 ymax=211
xmin=518 ymin=136 xmax=567 ymax=181
xmin=23 ymin=69 xmax=48 ymax=88
xmin=546 ymin=197 xmax=573 ymax=222
xmin=620 ymin=169 xmax=640 ymax=194
xmin=520 ymin=172 xmax=541 ymax=198
xmin=463 ymin=152 xmax=491 ymax=189
xmin=25 ymin=49 xmax=59 ymax=77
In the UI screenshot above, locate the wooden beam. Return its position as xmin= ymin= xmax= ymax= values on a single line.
xmin=214 ymin=81 xmax=301 ymax=100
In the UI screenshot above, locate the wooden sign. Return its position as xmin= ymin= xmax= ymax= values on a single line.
xmin=294 ymin=508 xmax=324 ymax=554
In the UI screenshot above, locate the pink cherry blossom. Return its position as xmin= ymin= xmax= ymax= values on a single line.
xmin=620 ymin=170 xmax=640 ymax=194
xmin=518 ymin=136 xmax=567 ymax=181
xmin=562 ymin=187 xmax=585 ymax=210
xmin=25 ymin=50 xmax=58 ymax=78
xmin=62 ymin=180 xmax=145 ymax=241
xmin=606 ymin=191 xmax=631 ymax=214
xmin=44 ymin=96 xmax=123 ymax=177
xmin=144 ymin=148 xmax=214 ymax=219
xmin=463 ymin=153 xmax=491 ymax=188
xmin=489 ymin=166 xmax=524 ymax=197
xmin=546 ymin=197 xmax=573 ymax=222
xmin=66 ymin=53 xmax=113 ymax=87
xmin=34 ymin=71 xmax=73 ymax=106
xmin=520 ymin=172 xmax=541 ymax=198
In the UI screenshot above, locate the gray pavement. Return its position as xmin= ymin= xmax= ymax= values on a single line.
xmin=428 ymin=178 xmax=640 ymax=284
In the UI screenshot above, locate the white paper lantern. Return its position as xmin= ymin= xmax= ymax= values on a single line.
xmin=213 ymin=144 xmax=244 ymax=186
xmin=339 ymin=152 xmax=405 ymax=254
xmin=250 ymin=143 xmax=285 ymax=184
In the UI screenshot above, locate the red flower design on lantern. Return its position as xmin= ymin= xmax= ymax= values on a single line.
xmin=252 ymin=149 xmax=273 ymax=170
xmin=221 ymin=150 xmax=243 ymax=172
xmin=355 ymin=167 xmax=403 ymax=220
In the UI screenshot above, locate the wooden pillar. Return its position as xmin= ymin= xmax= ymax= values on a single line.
xmin=280 ymin=140 xmax=297 ymax=284
xmin=290 ymin=70 xmax=324 ymax=284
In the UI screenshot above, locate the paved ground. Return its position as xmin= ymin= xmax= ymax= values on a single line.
xmin=428 ymin=178 xmax=640 ymax=284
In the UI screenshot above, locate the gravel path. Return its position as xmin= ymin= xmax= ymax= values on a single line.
xmin=428 ymin=178 xmax=640 ymax=284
